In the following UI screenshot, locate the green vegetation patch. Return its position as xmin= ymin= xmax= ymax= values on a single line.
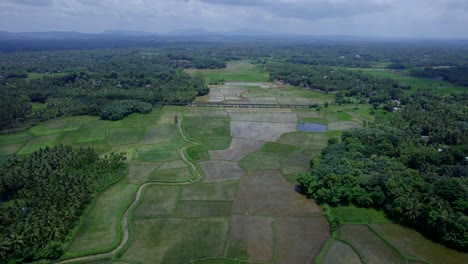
xmin=134 ymin=185 xmax=180 ymax=217
xmin=190 ymin=60 xmax=269 ymax=83
xmin=150 ymin=166 xmax=193 ymax=183
xmin=336 ymin=111 xmax=353 ymax=121
xmin=303 ymin=133 xmax=329 ymax=149
xmin=16 ymin=133 xmax=61 ymax=155
xmin=330 ymin=205 xmax=390 ymax=223
xmin=67 ymin=182 xmax=137 ymax=254
xmin=348 ymin=68 xmax=466 ymax=95
xmin=127 ymin=161 xmax=163 ymax=184
xmin=74 ymin=140 xmax=111 ymax=154
xmin=239 ymin=142 xmax=299 ymax=171
xmin=29 ymin=102 xmax=47 ymax=110
xmin=0 ymin=132 xmax=32 ymax=145
xmin=192 ymin=258 xmax=238 ymax=264
xmin=29 ymin=117 xmax=70 ymax=136
xmin=120 ymin=218 xmax=229 ymax=264
xmin=186 ymin=145 xmax=210 ymax=162
xmin=282 ymin=148 xmax=319 ymax=168
xmin=174 ymin=200 xmax=233 ymax=217
xmin=180 ymin=181 xmax=238 ymax=201
xmin=103 ymin=144 xmax=138 ymax=161
xmin=107 ymin=112 xmax=143 ymax=127
xmin=135 ymin=138 xmax=186 ymax=162
xmin=275 ymin=132 xmax=308 ymax=147
xmin=141 ymin=124 xmax=179 ymax=145
xmin=183 ymin=116 xmax=231 ymax=150
xmin=0 ymin=143 xmax=24 ymax=162
xmin=58 ymin=130 xmax=81 ymax=145
xmin=77 ymin=128 xmax=107 ymax=143
xmin=27 ymin=72 xmax=68 ymax=79
xmin=107 ymin=127 xmax=144 ymax=146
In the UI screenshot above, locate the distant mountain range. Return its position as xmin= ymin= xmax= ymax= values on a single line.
xmin=0 ymin=30 xmax=466 ymax=43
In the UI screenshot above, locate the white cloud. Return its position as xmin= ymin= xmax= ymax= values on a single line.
xmin=0 ymin=0 xmax=466 ymax=38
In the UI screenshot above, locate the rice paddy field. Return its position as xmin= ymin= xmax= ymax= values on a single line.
xmin=1 ymin=61 xmax=466 ymax=263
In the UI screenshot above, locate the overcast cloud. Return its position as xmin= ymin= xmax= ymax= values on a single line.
xmin=0 ymin=0 xmax=466 ymax=38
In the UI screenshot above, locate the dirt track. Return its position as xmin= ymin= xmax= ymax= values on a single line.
xmin=58 ymin=112 xmax=202 ymax=263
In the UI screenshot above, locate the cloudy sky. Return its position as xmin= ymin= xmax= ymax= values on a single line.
xmin=0 ymin=0 xmax=467 ymax=38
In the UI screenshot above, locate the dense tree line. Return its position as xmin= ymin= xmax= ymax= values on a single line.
xmin=0 ymin=49 xmax=210 ymax=130
xmin=298 ymin=92 xmax=468 ymax=251
xmin=0 ymin=146 xmax=127 ymax=263
xmin=410 ymin=66 xmax=468 ymax=87
xmin=266 ymin=63 xmax=408 ymax=105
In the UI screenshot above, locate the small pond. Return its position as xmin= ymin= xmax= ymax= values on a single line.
xmin=297 ymin=123 xmax=327 ymax=133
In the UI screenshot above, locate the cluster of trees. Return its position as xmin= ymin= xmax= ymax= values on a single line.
xmin=298 ymin=91 xmax=468 ymax=251
xmin=266 ymin=63 xmax=407 ymax=105
xmin=99 ymin=100 xmax=152 ymax=120
xmin=0 ymin=49 xmax=210 ymax=130
xmin=410 ymin=66 xmax=468 ymax=87
xmin=0 ymin=146 xmax=127 ymax=263
xmin=0 ymin=96 xmax=32 ymax=129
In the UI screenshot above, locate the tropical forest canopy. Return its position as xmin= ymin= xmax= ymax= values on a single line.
xmin=298 ymin=91 xmax=468 ymax=251
xmin=0 ymin=146 xmax=126 ymax=262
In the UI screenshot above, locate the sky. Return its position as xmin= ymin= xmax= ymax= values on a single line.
xmin=0 ymin=0 xmax=467 ymax=38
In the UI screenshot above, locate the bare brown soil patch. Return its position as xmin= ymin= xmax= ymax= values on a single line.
xmin=209 ymin=138 xmax=265 ymax=161
xmin=275 ymin=216 xmax=330 ymax=264
xmin=228 ymin=111 xmax=297 ymax=123
xmin=234 ymin=170 xmax=321 ymax=215
xmin=226 ymin=215 xmax=274 ymax=263
xmin=174 ymin=200 xmax=233 ymax=217
xmin=199 ymin=161 xmax=244 ymax=182
xmin=340 ymin=224 xmax=406 ymax=264
xmin=371 ymin=223 xmax=468 ymax=264
xmin=321 ymin=240 xmax=361 ymax=264
xmin=230 ymin=121 xmax=297 ymax=142
xmin=180 ymin=181 xmax=238 ymax=201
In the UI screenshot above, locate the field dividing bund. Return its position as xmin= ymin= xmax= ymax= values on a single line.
xmin=60 ymin=109 xmax=206 ymax=263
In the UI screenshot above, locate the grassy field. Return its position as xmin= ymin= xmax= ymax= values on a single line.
xmin=27 ymin=72 xmax=69 ymax=79
xmin=120 ymin=218 xmax=229 ymax=264
xmin=66 ymin=182 xmax=138 ymax=256
xmin=344 ymin=67 xmax=466 ymax=95
xmin=329 ymin=205 xmax=390 ymax=223
xmin=187 ymin=60 xmax=269 ymax=83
